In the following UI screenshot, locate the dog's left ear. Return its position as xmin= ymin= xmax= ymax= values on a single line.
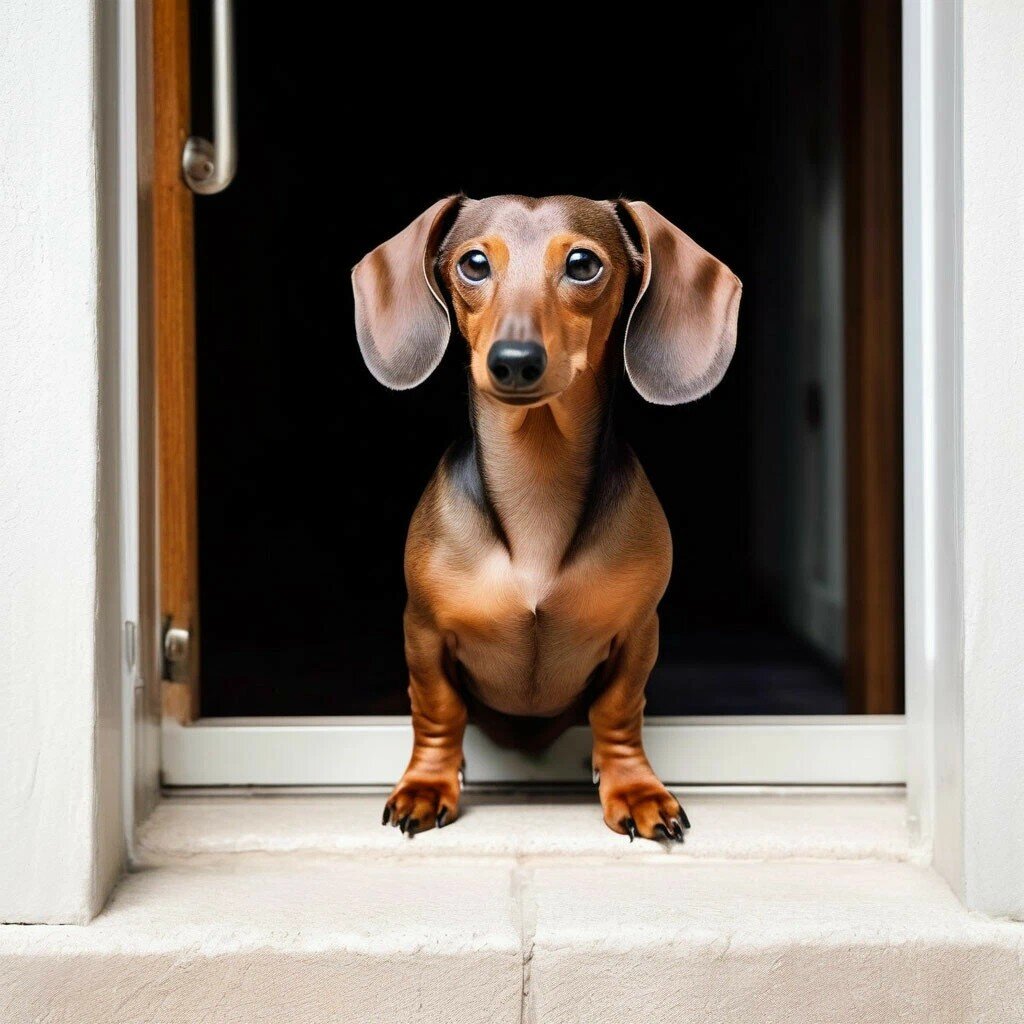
xmin=352 ymin=195 xmax=462 ymax=390
xmin=615 ymin=200 xmax=742 ymax=405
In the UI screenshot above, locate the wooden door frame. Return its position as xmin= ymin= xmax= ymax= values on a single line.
xmin=842 ymin=0 xmax=905 ymax=714
xmin=140 ymin=0 xmax=200 ymax=724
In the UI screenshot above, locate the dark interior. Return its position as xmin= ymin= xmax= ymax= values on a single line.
xmin=193 ymin=4 xmax=867 ymax=717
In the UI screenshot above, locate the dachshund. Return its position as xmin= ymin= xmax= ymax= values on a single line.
xmin=352 ymin=195 xmax=741 ymax=841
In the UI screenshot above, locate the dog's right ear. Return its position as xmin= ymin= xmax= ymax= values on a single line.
xmin=352 ymin=195 xmax=462 ymax=390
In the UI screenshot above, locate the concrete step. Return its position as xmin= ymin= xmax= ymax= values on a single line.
xmin=3 ymin=794 xmax=1024 ymax=1024
xmin=526 ymin=860 xmax=1024 ymax=1024
xmin=0 ymin=857 xmax=523 ymax=1023
xmin=135 ymin=790 xmax=912 ymax=863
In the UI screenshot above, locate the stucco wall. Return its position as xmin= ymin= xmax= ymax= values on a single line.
xmin=961 ymin=0 xmax=1024 ymax=919
xmin=0 ymin=0 xmax=123 ymax=923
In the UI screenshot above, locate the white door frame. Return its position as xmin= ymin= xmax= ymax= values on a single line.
xmin=127 ymin=1 xmax=958 ymax=796
xmin=900 ymin=0 xmax=956 ymax=855
xmin=110 ymin=0 xmax=1024 ymax=920
xmin=162 ymin=715 xmax=906 ymax=787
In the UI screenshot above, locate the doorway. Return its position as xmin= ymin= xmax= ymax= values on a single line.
xmin=156 ymin=0 xmax=903 ymax=726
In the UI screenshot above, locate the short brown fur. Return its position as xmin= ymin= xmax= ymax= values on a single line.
xmin=352 ymin=195 xmax=741 ymax=841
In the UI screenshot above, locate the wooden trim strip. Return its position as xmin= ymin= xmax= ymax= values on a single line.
xmin=842 ymin=0 xmax=905 ymax=714
xmin=150 ymin=0 xmax=199 ymax=722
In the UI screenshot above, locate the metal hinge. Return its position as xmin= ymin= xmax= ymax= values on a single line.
xmin=162 ymin=617 xmax=191 ymax=682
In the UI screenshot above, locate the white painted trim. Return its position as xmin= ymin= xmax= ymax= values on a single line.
xmin=119 ymin=0 xmax=161 ymax=842
xmin=164 ymin=784 xmax=908 ymax=798
xmin=902 ymin=0 xmax=935 ymax=853
xmin=118 ymin=0 xmax=140 ymax=856
xmin=901 ymin=0 xmax=964 ymax=887
xmin=163 ymin=717 xmax=906 ymax=788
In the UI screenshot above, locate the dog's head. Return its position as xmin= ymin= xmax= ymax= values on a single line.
xmin=352 ymin=195 xmax=741 ymax=406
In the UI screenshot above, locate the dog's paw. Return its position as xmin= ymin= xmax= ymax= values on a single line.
xmin=381 ymin=769 xmax=461 ymax=837
xmin=598 ymin=769 xmax=689 ymax=843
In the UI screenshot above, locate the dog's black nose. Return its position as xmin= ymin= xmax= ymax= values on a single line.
xmin=487 ymin=341 xmax=547 ymax=391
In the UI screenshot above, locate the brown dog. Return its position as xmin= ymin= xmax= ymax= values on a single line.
xmin=352 ymin=195 xmax=741 ymax=841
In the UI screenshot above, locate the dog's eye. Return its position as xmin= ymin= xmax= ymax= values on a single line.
xmin=457 ymin=250 xmax=491 ymax=283
xmin=565 ymin=249 xmax=603 ymax=283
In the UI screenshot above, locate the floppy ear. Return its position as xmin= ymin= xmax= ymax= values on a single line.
xmin=352 ymin=195 xmax=462 ymax=390
xmin=616 ymin=200 xmax=742 ymax=405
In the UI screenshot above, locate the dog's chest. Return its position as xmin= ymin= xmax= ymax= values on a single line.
xmin=432 ymin=545 xmax=624 ymax=716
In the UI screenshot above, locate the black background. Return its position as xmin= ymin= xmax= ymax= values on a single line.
xmin=193 ymin=6 xmax=846 ymax=716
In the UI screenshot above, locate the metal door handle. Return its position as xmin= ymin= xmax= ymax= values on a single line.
xmin=182 ymin=0 xmax=236 ymax=195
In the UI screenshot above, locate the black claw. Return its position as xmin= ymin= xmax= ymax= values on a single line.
xmin=677 ymin=802 xmax=691 ymax=830
xmin=399 ymin=814 xmax=410 ymax=834
xmin=437 ymin=806 xmax=449 ymax=829
xmin=654 ymin=823 xmax=671 ymax=841
xmin=382 ymin=804 xmax=392 ymax=827
xmin=670 ymin=818 xmax=685 ymax=842
xmin=406 ymin=817 xmax=420 ymax=837
xmin=620 ymin=817 xmax=638 ymax=842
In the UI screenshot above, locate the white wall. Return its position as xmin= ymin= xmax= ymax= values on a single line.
xmin=0 ymin=0 xmax=124 ymax=923
xmin=959 ymin=0 xmax=1024 ymax=919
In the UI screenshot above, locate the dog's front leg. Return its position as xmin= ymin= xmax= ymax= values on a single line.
xmin=590 ymin=613 xmax=689 ymax=843
xmin=382 ymin=611 xmax=467 ymax=837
